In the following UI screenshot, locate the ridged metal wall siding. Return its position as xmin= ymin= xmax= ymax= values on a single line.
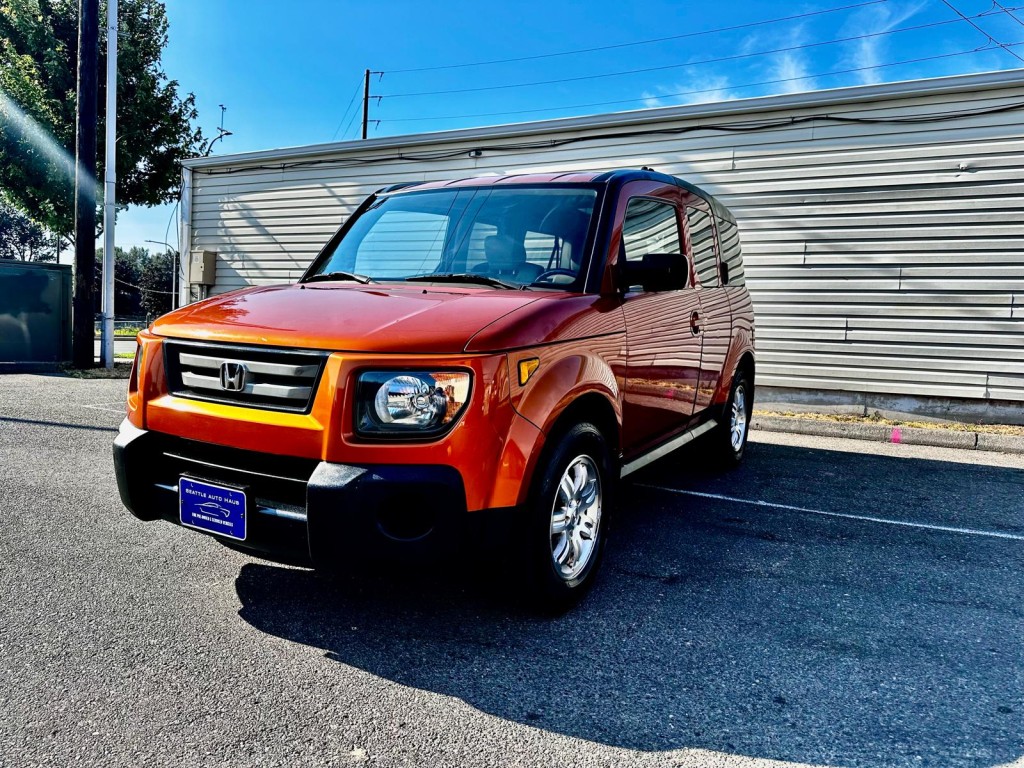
xmin=184 ymin=71 xmax=1024 ymax=403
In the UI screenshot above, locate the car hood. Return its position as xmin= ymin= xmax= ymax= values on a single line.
xmin=151 ymin=283 xmax=545 ymax=354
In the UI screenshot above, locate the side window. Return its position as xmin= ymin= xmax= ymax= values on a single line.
xmin=524 ymin=230 xmax=557 ymax=268
xmin=355 ymin=210 xmax=448 ymax=277
xmin=621 ymin=197 xmax=682 ymax=262
xmin=715 ymin=214 xmax=745 ymax=286
xmin=686 ymin=206 xmax=718 ymax=288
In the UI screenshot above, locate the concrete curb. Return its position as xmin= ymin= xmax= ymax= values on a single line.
xmin=751 ymin=415 xmax=1024 ymax=455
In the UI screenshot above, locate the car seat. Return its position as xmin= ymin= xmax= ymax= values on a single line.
xmin=473 ymin=234 xmax=544 ymax=283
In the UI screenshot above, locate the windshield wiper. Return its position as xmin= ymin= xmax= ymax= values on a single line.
xmin=403 ymin=273 xmax=521 ymax=290
xmin=303 ymin=271 xmax=375 ymax=284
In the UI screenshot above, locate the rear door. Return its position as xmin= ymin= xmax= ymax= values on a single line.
xmin=618 ymin=182 xmax=704 ymax=455
xmin=684 ymin=197 xmax=730 ymax=411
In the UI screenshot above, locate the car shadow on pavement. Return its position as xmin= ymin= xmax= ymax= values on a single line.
xmin=234 ymin=441 xmax=1024 ymax=767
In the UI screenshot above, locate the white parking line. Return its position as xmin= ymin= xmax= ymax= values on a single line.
xmin=80 ymin=402 xmax=126 ymax=414
xmin=639 ymin=484 xmax=1024 ymax=542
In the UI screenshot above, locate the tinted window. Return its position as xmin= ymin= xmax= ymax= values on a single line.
xmin=687 ymin=207 xmax=717 ymax=288
xmin=621 ymin=198 xmax=681 ymax=262
xmin=715 ymin=214 xmax=745 ymax=286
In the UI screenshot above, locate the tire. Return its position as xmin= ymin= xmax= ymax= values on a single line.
xmin=709 ymin=371 xmax=753 ymax=467
xmin=518 ymin=422 xmax=612 ymax=612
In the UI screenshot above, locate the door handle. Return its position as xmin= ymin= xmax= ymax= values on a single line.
xmin=690 ymin=310 xmax=701 ymax=336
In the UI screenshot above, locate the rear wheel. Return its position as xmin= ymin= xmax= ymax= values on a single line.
xmin=709 ymin=371 xmax=752 ymax=466
xmin=519 ymin=422 xmax=611 ymax=611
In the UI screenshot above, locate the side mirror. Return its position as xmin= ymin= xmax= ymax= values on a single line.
xmin=620 ymin=253 xmax=688 ymax=292
xmin=720 ymin=261 xmax=730 ymax=286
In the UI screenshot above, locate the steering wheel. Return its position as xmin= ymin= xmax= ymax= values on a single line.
xmin=533 ymin=268 xmax=577 ymax=284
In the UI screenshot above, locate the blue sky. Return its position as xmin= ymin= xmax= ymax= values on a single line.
xmin=105 ymin=0 xmax=1024 ymax=257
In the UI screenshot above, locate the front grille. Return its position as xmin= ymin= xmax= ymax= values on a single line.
xmin=153 ymin=434 xmax=318 ymax=510
xmin=164 ymin=340 xmax=328 ymax=412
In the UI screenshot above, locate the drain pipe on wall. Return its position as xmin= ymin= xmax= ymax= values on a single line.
xmin=178 ymin=167 xmax=192 ymax=309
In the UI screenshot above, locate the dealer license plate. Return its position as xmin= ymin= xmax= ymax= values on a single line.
xmin=179 ymin=477 xmax=247 ymax=541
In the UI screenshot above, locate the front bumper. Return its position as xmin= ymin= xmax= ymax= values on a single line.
xmin=113 ymin=420 xmax=479 ymax=568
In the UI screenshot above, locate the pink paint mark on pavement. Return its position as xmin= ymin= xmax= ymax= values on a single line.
xmin=891 ymin=426 xmax=902 ymax=444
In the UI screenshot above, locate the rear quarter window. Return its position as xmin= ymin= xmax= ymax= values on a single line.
xmin=715 ymin=214 xmax=745 ymax=286
xmin=686 ymin=207 xmax=718 ymax=288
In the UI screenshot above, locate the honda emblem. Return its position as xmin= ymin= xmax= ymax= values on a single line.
xmin=219 ymin=362 xmax=248 ymax=392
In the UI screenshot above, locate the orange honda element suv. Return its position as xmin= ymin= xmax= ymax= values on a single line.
xmin=115 ymin=169 xmax=755 ymax=608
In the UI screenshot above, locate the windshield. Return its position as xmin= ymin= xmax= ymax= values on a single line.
xmin=307 ymin=186 xmax=598 ymax=288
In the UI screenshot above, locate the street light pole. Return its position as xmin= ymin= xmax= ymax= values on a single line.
xmin=100 ymin=0 xmax=117 ymax=369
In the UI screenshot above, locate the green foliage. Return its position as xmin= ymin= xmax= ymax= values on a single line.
xmin=138 ymin=247 xmax=174 ymax=317
xmin=0 ymin=0 xmax=204 ymax=238
xmin=0 ymin=201 xmax=55 ymax=260
xmin=92 ymin=244 xmax=172 ymax=318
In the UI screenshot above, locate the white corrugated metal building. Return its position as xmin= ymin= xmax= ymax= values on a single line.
xmin=178 ymin=69 xmax=1024 ymax=422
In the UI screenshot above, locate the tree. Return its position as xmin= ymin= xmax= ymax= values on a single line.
xmin=0 ymin=0 xmax=205 ymax=240
xmin=89 ymin=245 xmax=173 ymax=318
xmin=93 ymin=245 xmax=149 ymax=317
xmin=138 ymin=247 xmax=174 ymax=317
xmin=0 ymin=202 xmax=55 ymax=261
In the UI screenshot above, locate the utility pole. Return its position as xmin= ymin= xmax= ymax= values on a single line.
xmin=361 ymin=68 xmax=370 ymax=140
xmin=100 ymin=0 xmax=117 ymax=369
xmin=72 ymin=0 xmax=99 ymax=368
xmin=359 ymin=70 xmax=383 ymax=140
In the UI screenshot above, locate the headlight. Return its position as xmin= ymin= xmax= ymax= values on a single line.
xmin=355 ymin=370 xmax=472 ymax=437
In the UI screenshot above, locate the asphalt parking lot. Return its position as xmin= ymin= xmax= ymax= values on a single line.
xmin=1 ymin=374 xmax=1022 ymax=768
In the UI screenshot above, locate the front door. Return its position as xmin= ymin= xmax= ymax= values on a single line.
xmin=618 ymin=187 xmax=704 ymax=455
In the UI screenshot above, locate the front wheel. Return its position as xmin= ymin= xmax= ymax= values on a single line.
xmin=519 ymin=422 xmax=612 ymax=611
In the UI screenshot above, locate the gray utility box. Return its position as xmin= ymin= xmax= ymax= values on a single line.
xmin=0 ymin=260 xmax=72 ymax=363
xmin=188 ymin=250 xmax=217 ymax=285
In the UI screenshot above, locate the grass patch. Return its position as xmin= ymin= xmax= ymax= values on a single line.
xmin=59 ymin=362 xmax=133 ymax=379
xmin=753 ymin=410 xmax=1024 ymax=437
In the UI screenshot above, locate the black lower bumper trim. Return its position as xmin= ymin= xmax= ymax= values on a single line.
xmin=112 ymin=421 xmax=481 ymax=569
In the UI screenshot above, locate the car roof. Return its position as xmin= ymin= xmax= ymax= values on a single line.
xmin=382 ymin=169 xmax=735 ymax=223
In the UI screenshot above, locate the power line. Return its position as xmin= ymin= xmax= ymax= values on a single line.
xmin=163 ymin=197 xmax=179 ymax=253
xmin=330 ymin=77 xmax=367 ymax=141
xmin=91 ymin=263 xmax=177 ymax=295
xmin=380 ymin=15 xmax=987 ymax=98
xmin=379 ymin=44 xmax=1003 ymax=123
xmin=993 ymin=0 xmax=1024 ymax=28
xmin=940 ymin=0 xmax=1024 ymax=63
xmin=341 ymin=100 xmax=363 ymax=141
xmin=116 ymin=276 xmax=175 ymax=295
xmin=385 ymin=0 xmax=887 ymax=74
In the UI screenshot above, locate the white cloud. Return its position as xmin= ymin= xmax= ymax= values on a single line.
xmin=771 ymin=50 xmax=817 ymax=93
xmin=764 ymin=24 xmax=817 ymax=94
xmin=641 ymin=75 xmax=740 ymax=107
xmin=640 ymin=91 xmax=665 ymax=108
xmin=840 ymin=1 xmax=929 ymax=85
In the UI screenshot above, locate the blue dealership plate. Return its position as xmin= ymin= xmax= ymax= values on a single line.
xmin=179 ymin=477 xmax=247 ymax=541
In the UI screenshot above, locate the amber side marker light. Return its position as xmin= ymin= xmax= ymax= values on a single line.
xmin=518 ymin=358 xmax=540 ymax=385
